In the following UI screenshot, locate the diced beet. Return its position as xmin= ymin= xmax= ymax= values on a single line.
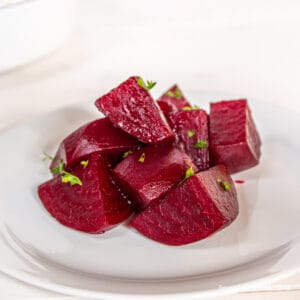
xmin=130 ymin=165 xmax=238 ymax=245
xmin=50 ymin=118 xmax=141 ymax=170
xmin=95 ymin=76 xmax=174 ymax=144
xmin=210 ymin=99 xmax=261 ymax=174
xmin=38 ymin=153 xmax=133 ymax=233
xmin=157 ymin=85 xmax=191 ymax=116
xmin=113 ymin=144 xmax=197 ymax=210
xmin=169 ymin=109 xmax=210 ymax=171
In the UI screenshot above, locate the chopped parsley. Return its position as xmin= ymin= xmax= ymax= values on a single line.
xmin=165 ymin=87 xmax=182 ymax=99
xmin=187 ymin=130 xmax=195 ymax=138
xmin=179 ymin=166 xmax=195 ymax=185
xmin=217 ymin=178 xmax=231 ymax=191
xmin=138 ymin=152 xmax=146 ymax=163
xmin=80 ymin=160 xmax=89 ymax=168
xmin=123 ymin=150 xmax=133 ymax=158
xmin=137 ymin=77 xmax=156 ymax=91
xmin=42 ymin=152 xmax=54 ymax=162
xmin=193 ymin=140 xmax=208 ymax=149
xmin=51 ymin=161 xmax=82 ymax=186
xmin=182 ymin=105 xmax=200 ymax=111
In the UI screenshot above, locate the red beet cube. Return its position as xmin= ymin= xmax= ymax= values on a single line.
xmin=38 ymin=153 xmax=133 ymax=233
xmin=113 ymin=144 xmax=197 ymax=210
xmin=157 ymin=85 xmax=191 ymax=116
xmin=169 ymin=109 xmax=210 ymax=171
xmin=130 ymin=165 xmax=238 ymax=245
xmin=50 ymin=118 xmax=140 ymax=169
xmin=95 ymin=76 xmax=174 ymax=144
xmin=210 ymin=99 xmax=261 ymax=173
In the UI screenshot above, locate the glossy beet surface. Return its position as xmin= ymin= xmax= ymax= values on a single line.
xmin=50 ymin=118 xmax=140 ymax=170
xmin=113 ymin=144 xmax=197 ymax=210
xmin=130 ymin=165 xmax=238 ymax=245
xmin=169 ymin=109 xmax=210 ymax=171
xmin=210 ymin=99 xmax=261 ymax=174
xmin=157 ymin=85 xmax=191 ymax=116
xmin=39 ymin=153 xmax=133 ymax=233
xmin=95 ymin=76 xmax=174 ymax=144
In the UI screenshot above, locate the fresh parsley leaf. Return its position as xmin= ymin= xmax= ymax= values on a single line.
xmin=165 ymin=87 xmax=182 ymax=99
xmin=217 ymin=178 xmax=231 ymax=191
xmin=137 ymin=77 xmax=156 ymax=91
xmin=187 ymin=130 xmax=195 ymax=138
xmin=80 ymin=160 xmax=89 ymax=168
xmin=50 ymin=161 xmax=82 ymax=186
xmin=179 ymin=166 xmax=195 ymax=185
xmin=42 ymin=152 xmax=54 ymax=161
xmin=138 ymin=152 xmax=146 ymax=163
xmin=182 ymin=105 xmax=200 ymax=111
xmin=51 ymin=161 xmax=64 ymax=174
xmin=61 ymin=172 xmax=83 ymax=186
xmin=194 ymin=140 xmax=208 ymax=149
xmin=123 ymin=150 xmax=133 ymax=158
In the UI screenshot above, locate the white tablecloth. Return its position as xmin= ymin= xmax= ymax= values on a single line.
xmin=1 ymin=0 xmax=300 ymax=299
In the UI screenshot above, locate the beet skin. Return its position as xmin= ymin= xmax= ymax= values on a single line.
xmin=130 ymin=165 xmax=238 ymax=245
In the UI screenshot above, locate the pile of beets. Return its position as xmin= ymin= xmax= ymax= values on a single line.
xmin=38 ymin=76 xmax=261 ymax=246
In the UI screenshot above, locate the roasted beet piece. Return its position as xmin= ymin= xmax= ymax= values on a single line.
xmin=95 ymin=76 xmax=174 ymax=144
xmin=39 ymin=153 xmax=133 ymax=233
xmin=169 ymin=109 xmax=210 ymax=171
xmin=113 ymin=144 xmax=197 ymax=210
xmin=210 ymin=99 xmax=261 ymax=174
xmin=157 ymin=85 xmax=191 ymax=116
xmin=50 ymin=118 xmax=140 ymax=169
xmin=130 ymin=165 xmax=238 ymax=245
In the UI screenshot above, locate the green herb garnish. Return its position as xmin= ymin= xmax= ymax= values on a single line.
xmin=80 ymin=160 xmax=89 ymax=168
xmin=42 ymin=152 xmax=54 ymax=162
xmin=217 ymin=178 xmax=231 ymax=191
xmin=138 ymin=152 xmax=146 ymax=163
xmin=194 ymin=140 xmax=208 ymax=149
xmin=182 ymin=105 xmax=200 ymax=111
xmin=165 ymin=87 xmax=182 ymax=99
xmin=179 ymin=166 xmax=195 ymax=185
xmin=187 ymin=130 xmax=195 ymax=138
xmin=137 ymin=77 xmax=156 ymax=91
xmin=123 ymin=150 xmax=133 ymax=158
xmin=51 ymin=161 xmax=82 ymax=186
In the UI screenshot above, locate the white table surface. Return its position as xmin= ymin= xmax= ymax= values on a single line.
xmin=1 ymin=0 xmax=300 ymax=299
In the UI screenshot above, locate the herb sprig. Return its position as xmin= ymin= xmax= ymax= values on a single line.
xmin=165 ymin=87 xmax=182 ymax=99
xmin=51 ymin=162 xmax=83 ymax=186
xmin=217 ymin=178 xmax=231 ymax=191
xmin=193 ymin=140 xmax=208 ymax=149
xmin=137 ymin=77 xmax=156 ymax=91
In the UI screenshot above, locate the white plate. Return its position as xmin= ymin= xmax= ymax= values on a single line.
xmin=0 ymin=92 xmax=300 ymax=299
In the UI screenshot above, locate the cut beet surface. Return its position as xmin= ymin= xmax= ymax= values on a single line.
xmin=39 ymin=153 xmax=133 ymax=233
xmin=95 ymin=76 xmax=174 ymax=144
xmin=169 ymin=109 xmax=210 ymax=171
xmin=113 ymin=144 xmax=197 ymax=210
xmin=210 ymin=99 xmax=261 ymax=174
xmin=50 ymin=118 xmax=141 ymax=170
xmin=130 ymin=165 xmax=238 ymax=245
xmin=157 ymin=85 xmax=191 ymax=116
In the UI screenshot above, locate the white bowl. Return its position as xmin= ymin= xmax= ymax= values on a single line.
xmin=0 ymin=0 xmax=74 ymax=73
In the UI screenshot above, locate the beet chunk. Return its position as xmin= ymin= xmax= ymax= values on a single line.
xmin=50 ymin=118 xmax=140 ymax=170
xmin=169 ymin=109 xmax=210 ymax=171
xmin=95 ymin=76 xmax=174 ymax=144
xmin=38 ymin=153 xmax=133 ymax=233
xmin=130 ymin=165 xmax=238 ymax=245
xmin=113 ymin=144 xmax=197 ymax=210
xmin=210 ymin=99 xmax=261 ymax=173
xmin=157 ymin=85 xmax=191 ymax=116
